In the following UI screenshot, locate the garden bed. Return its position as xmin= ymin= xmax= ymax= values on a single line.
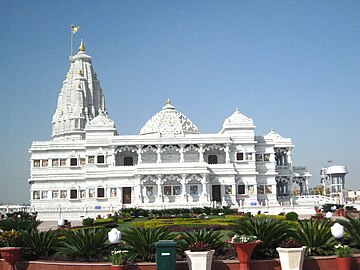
xmin=1 ymin=255 xmax=360 ymax=270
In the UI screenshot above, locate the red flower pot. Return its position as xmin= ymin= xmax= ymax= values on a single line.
xmin=231 ymin=241 xmax=262 ymax=270
xmin=336 ymin=257 xmax=352 ymax=270
xmin=0 ymin=247 xmax=23 ymax=270
xmin=111 ymin=265 xmax=128 ymax=270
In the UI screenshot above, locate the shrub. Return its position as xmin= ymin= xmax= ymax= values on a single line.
xmin=188 ymin=242 xmax=211 ymax=252
xmin=82 ymin=218 xmax=94 ymax=227
xmin=56 ymin=228 xmax=112 ymax=261
xmin=339 ymin=215 xmax=360 ymax=248
xmin=22 ymin=230 xmax=59 ymax=259
xmin=232 ymin=216 xmax=294 ymax=258
xmin=293 ymin=219 xmax=336 ymax=256
xmin=121 ymin=226 xmax=173 ymax=262
xmin=285 ymin=212 xmax=299 ymax=221
xmin=279 ymin=239 xmax=302 ymax=248
xmin=322 ymin=204 xmax=344 ymax=213
xmin=0 ymin=215 xmax=41 ymax=232
xmin=177 ymin=229 xmax=222 ymax=253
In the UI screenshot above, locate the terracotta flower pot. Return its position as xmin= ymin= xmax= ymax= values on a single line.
xmin=111 ymin=265 xmax=128 ymax=270
xmin=0 ymin=247 xmax=23 ymax=270
xmin=336 ymin=257 xmax=352 ymax=270
xmin=231 ymin=241 xmax=262 ymax=270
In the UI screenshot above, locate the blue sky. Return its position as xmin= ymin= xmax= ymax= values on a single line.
xmin=0 ymin=1 xmax=359 ymax=204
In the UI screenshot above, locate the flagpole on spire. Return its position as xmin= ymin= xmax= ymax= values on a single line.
xmin=70 ymin=25 xmax=80 ymax=56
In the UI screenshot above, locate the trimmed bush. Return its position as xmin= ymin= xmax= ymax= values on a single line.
xmin=285 ymin=212 xmax=299 ymax=221
xmin=82 ymin=217 xmax=94 ymax=227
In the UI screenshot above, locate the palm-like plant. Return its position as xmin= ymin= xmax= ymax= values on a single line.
xmin=22 ymin=230 xmax=59 ymax=259
xmin=293 ymin=219 xmax=336 ymax=256
xmin=122 ymin=226 xmax=173 ymax=262
xmin=177 ymin=229 xmax=222 ymax=252
xmin=56 ymin=228 xmax=112 ymax=261
xmin=339 ymin=215 xmax=360 ymax=248
xmin=232 ymin=216 xmax=294 ymax=258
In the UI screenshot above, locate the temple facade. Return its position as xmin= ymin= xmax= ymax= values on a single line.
xmin=29 ymin=43 xmax=311 ymax=220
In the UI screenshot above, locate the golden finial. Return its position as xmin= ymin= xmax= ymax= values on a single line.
xmin=79 ymin=39 xmax=85 ymax=52
xmin=167 ymin=98 xmax=171 ymax=105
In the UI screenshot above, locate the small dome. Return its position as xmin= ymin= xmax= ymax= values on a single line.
xmin=264 ymin=129 xmax=283 ymax=140
xmin=222 ymin=109 xmax=254 ymax=129
xmin=88 ymin=109 xmax=115 ymax=127
xmin=140 ymin=100 xmax=199 ymax=137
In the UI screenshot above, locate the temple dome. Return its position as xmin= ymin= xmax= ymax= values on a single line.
xmin=140 ymin=100 xmax=199 ymax=137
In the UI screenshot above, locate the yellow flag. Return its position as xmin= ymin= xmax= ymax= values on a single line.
xmin=71 ymin=25 xmax=80 ymax=34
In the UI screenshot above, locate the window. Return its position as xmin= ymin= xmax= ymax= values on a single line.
xmin=97 ymin=187 xmax=105 ymax=198
xmin=265 ymin=185 xmax=272 ymax=194
xmin=80 ymin=190 xmax=86 ymax=198
xmin=80 ymin=158 xmax=86 ymax=166
xmin=42 ymin=160 xmax=48 ymax=167
xmin=173 ymin=186 xmax=181 ymax=195
xmin=88 ymin=156 xmax=95 ymax=164
xmin=60 ymin=159 xmax=66 ymax=166
xmin=60 ymin=190 xmax=67 ymax=199
xmin=225 ymin=185 xmax=233 ymax=195
xmin=164 ymin=186 xmax=181 ymax=195
xmin=41 ymin=191 xmax=48 ymax=199
xmin=52 ymin=159 xmax=59 ymax=166
xmin=208 ymin=155 xmax=218 ymax=164
xmin=256 ymin=154 xmax=263 ymax=162
xmin=124 ymin=157 xmax=133 ymax=166
xmin=33 ymin=160 xmax=40 ymax=167
xmin=33 ymin=191 xmax=40 ymax=199
xmin=97 ymin=155 xmax=105 ymax=164
xmin=52 ymin=190 xmax=59 ymax=199
xmin=70 ymin=158 xmax=78 ymax=166
xmin=264 ymin=154 xmax=270 ymax=162
xmin=110 ymin=188 xmax=117 ymax=197
xmin=164 ymin=186 xmax=172 ymax=195
xmin=146 ymin=186 xmax=153 ymax=196
xmin=70 ymin=189 xmax=78 ymax=199
xmin=257 ymin=185 xmax=265 ymax=194
xmin=236 ymin=153 xmax=244 ymax=161
xmin=248 ymin=185 xmax=255 ymax=194
xmin=89 ymin=188 xmax=95 ymax=198
xmin=190 ymin=185 xmax=198 ymax=195
xmin=237 ymin=185 xmax=245 ymax=194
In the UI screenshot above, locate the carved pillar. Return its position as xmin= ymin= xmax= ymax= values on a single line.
xmin=201 ymin=174 xmax=208 ymax=202
xmin=225 ymin=144 xmax=230 ymax=164
xmin=180 ymin=144 xmax=185 ymax=163
xmin=137 ymin=145 xmax=143 ymax=164
xmin=156 ymin=175 xmax=163 ymax=203
xmin=287 ymin=148 xmax=292 ymax=165
xmin=156 ymin=145 xmax=162 ymax=164
xmin=181 ymin=174 xmax=187 ymax=201
xmin=199 ymin=144 xmax=204 ymax=162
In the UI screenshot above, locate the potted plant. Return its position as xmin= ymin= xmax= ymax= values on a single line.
xmin=334 ymin=244 xmax=352 ymax=270
xmin=110 ymin=248 xmax=129 ymax=270
xmin=0 ymin=229 xmax=23 ymax=270
xmin=228 ymin=234 xmax=262 ymax=270
xmin=184 ymin=241 xmax=215 ymax=270
xmin=276 ymin=238 xmax=307 ymax=270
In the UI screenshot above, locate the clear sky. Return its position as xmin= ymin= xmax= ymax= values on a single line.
xmin=0 ymin=1 xmax=359 ymax=204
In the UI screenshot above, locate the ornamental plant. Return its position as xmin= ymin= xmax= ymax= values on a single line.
xmin=334 ymin=244 xmax=351 ymax=258
xmin=279 ymin=239 xmax=302 ymax=248
xmin=0 ymin=229 xmax=22 ymax=247
xmin=230 ymin=234 xmax=257 ymax=243
xmin=188 ymin=242 xmax=211 ymax=252
xmin=111 ymin=249 xmax=129 ymax=265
